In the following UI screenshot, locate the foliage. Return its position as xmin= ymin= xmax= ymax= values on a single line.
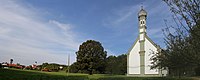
xmin=71 ymin=40 xmax=127 ymax=75
xmin=105 ymin=54 xmax=127 ymax=75
xmin=105 ymin=55 xmax=117 ymax=74
xmin=10 ymin=59 xmax=13 ymax=64
xmin=0 ymin=63 xmax=2 ymax=68
xmin=41 ymin=63 xmax=67 ymax=72
xmin=151 ymin=0 xmax=200 ymax=77
xmin=71 ymin=54 xmax=127 ymax=75
xmin=69 ymin=62 xmax=79 ymax=73
xmin=75 ymin=40 xmax=107 ymax=75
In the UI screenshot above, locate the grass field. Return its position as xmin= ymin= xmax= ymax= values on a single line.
xmin=0 ymin=68 xmax=197 ymax=80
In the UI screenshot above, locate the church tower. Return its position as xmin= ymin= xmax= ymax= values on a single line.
xmin=127 ymin=7 xmax=168 ymax=77
xmin=138 ymin=6 xmax=147 ymax=41
xmin=138 ymin=6 xmax=147 ymax=75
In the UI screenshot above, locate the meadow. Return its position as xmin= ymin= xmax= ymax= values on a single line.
xmin=0 ymin=68 xmax=196 ymax=80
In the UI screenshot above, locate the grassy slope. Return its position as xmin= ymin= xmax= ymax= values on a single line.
xmin=0 ymin=68 xmax=195 ymax=80
xmin=0 ymin=68 xmax=87 ymax=80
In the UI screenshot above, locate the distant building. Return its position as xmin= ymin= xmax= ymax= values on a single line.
xmin=1 ymin=62 xmax=24 ymax=69
xmin=127 ymin=7 xmax=167 ymax=77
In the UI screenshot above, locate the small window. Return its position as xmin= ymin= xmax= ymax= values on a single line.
xmin=141 ymin=20 xmax=145 ymax=24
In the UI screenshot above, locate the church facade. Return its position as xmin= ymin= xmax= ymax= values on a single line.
xmin=127 ymin=7 xmax=167 ymax=77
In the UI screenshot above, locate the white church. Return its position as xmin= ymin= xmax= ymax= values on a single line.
xmin=127 ymin=7 xmax=168 ymax=77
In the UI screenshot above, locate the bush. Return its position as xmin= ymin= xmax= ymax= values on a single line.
xmin=195 ymin=65 xmax=200 ymax=76
xmin=0 ymin=63 xmax=2 ymax=68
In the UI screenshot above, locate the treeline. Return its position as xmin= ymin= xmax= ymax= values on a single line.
xmin=70 ymin=54 xmax=127 ymax=75
xmin=69 ymin=40 xmax=127 ymax=75
xmin=105 ymin=54 xmax=127 ymax=74
xmin=151 ymin=0 xmax=200 ymax=77
xmin=36 ymin=63 xmax=67 ymax=72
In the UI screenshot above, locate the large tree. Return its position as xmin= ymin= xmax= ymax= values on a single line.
xmin=151 ymin=0 xmax=200 ymax=76
xmin=76 ymin=40 xmax=107 ymax=75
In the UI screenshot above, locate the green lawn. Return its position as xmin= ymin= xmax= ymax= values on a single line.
xmin=0 ymin=68 xmax=196 ymax=80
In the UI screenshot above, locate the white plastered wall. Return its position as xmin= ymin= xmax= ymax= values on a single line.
xmin=128 ymin=40 xmax=140 ymax=74
xmin=144 ymin=37 xmax=159 ymax=74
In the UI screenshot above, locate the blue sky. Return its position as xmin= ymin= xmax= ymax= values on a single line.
xmin=0 ymin=0 xmax=173 ymax=65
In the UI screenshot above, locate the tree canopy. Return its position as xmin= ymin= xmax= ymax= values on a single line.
xmin=75 ymin=40 xmax=107 ymax=75
xmin=105 ymin=54 xmax=127 ymax=75
xmin=151 ymin=0 xmax=200 ymax=77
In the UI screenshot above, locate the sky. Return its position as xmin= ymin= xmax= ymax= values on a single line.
xmin=0 ymin=0 xmax=173 ymax=65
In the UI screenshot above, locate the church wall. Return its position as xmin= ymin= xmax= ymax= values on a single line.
xmin=144 ymin=37 xmax=159 ymax=74
xmin=128 ymin=40 xmax=140 ymax=74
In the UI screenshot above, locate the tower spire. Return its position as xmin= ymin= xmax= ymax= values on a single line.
xmin=141 ymin=3 xmax=143 ymax=9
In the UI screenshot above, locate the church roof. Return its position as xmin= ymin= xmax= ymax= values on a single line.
xmin=138 ymin=7 xmax=147 ymax=17
xmin=127 ymin=35 xmax=160 ymax=55
xmin=145 ymin=35 xmax=159 ymax=49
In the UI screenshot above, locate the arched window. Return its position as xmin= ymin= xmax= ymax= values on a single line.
xmin=140 ymin=20 xmax=145 ymax=25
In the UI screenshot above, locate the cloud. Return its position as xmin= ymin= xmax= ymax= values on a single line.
xmin=112 ymin=8 xmax=134 ymax=25
xmin=147 ymin=28 xmax=163 ymax=39
xmin=49 ymin=20 xmax=71 ymax=32
xmin=104 ymin=5 xmax=139 ymax=27
xmin=0 ymin=0 xmax=80 ymax=65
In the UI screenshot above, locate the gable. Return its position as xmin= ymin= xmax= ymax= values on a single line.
xmin=145 ymin=35 xmax=160 ymax=49
xmin=127 ymin=35 xmax=161 ymax=56
xmin=127 ymin=36 xmax=139 ymax=55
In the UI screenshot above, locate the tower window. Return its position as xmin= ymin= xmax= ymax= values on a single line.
xmin=141 ymin=21 xmax=144 ymax=24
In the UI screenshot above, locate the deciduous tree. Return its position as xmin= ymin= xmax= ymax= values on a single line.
xmin=151 ymin=0 xmax=200 ymax=77
xmin=76 ymin=40 xmax=107 ymax=75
